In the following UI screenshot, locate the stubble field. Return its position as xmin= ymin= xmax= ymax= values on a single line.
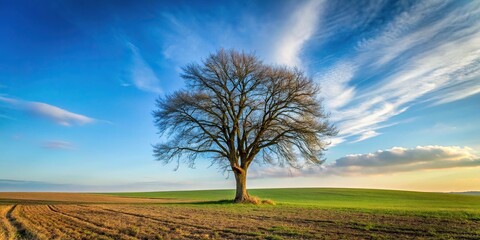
xmin=0 ymin=188 xmax=479 ymax=239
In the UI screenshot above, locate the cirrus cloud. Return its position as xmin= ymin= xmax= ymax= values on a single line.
xmin=316 ymin=0 xmax=480 ymax=144
xmin=272 ymin=0 xmax=325 ymax=68
xmin=42 ymin=140 xmax=75 ymax=150
xmin=127 ymin=42 xmax=163 ymax=94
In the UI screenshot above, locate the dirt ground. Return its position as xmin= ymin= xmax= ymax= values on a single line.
xmin=0 ymin=192 xmax=187 ymax=204
xmin=0 ymin=202 xmax=479 ymax=239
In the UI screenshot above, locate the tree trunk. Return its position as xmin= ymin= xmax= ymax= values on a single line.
xmin=234 ymin=170 xmax=249 ymax=203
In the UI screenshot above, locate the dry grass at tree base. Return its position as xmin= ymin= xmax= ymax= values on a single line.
xmin=238 ymin=195 xmax=276 ymax=205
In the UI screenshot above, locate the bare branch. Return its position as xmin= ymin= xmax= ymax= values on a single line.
xmin=153 ymin=49 xmax=337 ymax=178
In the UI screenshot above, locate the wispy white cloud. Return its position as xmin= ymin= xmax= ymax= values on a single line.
xmin=273 ymin=0 xmax=324 ymax=68
xmin=155 ymin=0 xmax=324 ymax=72
xmin=428 ymin=79 xmax=480 ymax=106
xmin=121 ymin=1 xmax=477 ymax=147
xmin=356 ymin=0 xmax=448 ymax=66
xmin=128 ymin=42 xmax=163 ymax=94
xmin=249 ymin=145 xmax=480 ymax=178
xmin=318 ymin=1 xmax=480 ymax=143
xmin=160 ymin=12 xmax=214 ymax=66
xmin=351 ymin=130 xmax=380 ymax=143
xmin=0 ymin=96 xmax=94 ymax=126
xmin=42 ymin=140 xmax=75 ymax=150
xmin=315 ymin=62 xmax=356 ymax=111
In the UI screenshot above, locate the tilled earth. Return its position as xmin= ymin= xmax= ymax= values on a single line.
xmin=0 ymin=203 xmax=479 ymax=239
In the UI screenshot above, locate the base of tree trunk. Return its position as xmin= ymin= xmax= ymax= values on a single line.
xmin=233 ymin=195 xmax=260 ymax=204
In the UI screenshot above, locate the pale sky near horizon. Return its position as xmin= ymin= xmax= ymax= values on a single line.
xmin=1 ymin=0 xmax=479 ymax=192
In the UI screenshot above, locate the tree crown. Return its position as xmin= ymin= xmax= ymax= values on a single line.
xmin=153 ymin=49 xmax=337 ymax=172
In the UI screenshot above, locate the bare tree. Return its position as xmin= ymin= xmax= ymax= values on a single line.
xmin=153 ymin=49 xmax=337 ymax=203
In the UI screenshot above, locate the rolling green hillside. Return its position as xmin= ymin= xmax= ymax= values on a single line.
xmin=106 ymin=188 xmax=480 ymax=215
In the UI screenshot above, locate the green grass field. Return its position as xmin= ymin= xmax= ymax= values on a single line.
xmin=106 ymin=188 xmax=480 ymax=217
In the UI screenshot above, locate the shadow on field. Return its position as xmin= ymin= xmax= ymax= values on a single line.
xmin=166 ymin=199 xmax=235 ymax=205
xmin=169 ymin=199 xmax=277 ymax=206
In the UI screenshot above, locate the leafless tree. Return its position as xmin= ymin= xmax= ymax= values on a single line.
xmin=153 ymin=49 xmax=337 ymax=203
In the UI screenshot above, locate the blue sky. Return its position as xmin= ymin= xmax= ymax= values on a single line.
xmin=1 ymin=0 xmax=479 ymax=192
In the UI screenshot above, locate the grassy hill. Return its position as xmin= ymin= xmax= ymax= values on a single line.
xmin=106 ymin=188 xmax=480 ymax=216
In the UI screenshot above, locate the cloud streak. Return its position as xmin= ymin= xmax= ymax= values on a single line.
xmin=42 ymin=140 xmax=75 ymax=150
xmin=249 ymin=145 xmax=480 ymax=178
xmin=128 ymin=42 xmax=163 ymax=94
xmin=317 ymin=0 xmax=480 ymax=143
xmin=273 ymin=0 xmax=324 ymax=68
xmin=0 ymin=96 xmax=95 ymax=126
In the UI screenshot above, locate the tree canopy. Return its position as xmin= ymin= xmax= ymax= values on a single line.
xmin=153 ymin=49 xmax=336 ymax=202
